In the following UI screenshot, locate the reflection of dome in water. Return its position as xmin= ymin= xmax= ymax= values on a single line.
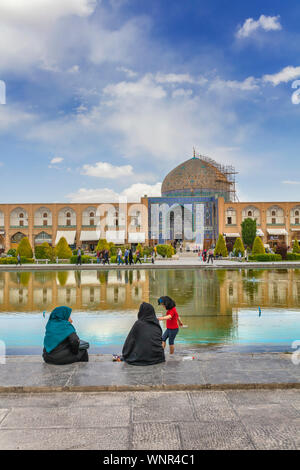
xmin=161 ymin=156 xmax=232 ymax=199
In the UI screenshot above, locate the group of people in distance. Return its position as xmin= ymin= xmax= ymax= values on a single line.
xmin=43 ymin=296 xmax=183 ymax=366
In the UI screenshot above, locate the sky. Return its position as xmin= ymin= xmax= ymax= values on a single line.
xmin=0 ymin=0 xmax=300 ymax=203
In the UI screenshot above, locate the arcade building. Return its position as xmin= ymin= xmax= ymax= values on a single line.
xmin=0 ymin=152 xmax=299 ymax=253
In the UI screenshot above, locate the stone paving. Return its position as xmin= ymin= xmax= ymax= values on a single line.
xmin=0 ymin=352 xmax=299 ymax=392
xmin=0 ymin=389 xmax=299 ymax=449
xmin=1 ymin=258 xmax=300 ymax=271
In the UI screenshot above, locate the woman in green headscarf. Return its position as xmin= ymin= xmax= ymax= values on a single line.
xmin=43 ymin=306 xmax=88 ymax=365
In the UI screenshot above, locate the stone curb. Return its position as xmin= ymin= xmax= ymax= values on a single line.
xmin=1 ymin=262 xmax=300 ymax=272
xmin=0 ymin=382 xmax=299 ymax=394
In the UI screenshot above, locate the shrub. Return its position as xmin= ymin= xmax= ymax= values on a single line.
xmin=17 ymin=237 xmax=33 ymax=258
xmin=214 ymin=234 xmax=228 ymax=257
xmin=70 ymin=255 xmax=94 ymax=264
xmin=233 ymin=237 xmax=245 ymax=256
xmin=252 ymin=236 xmax=265 ymax=255
xmin=96 ymin=239 xmax=109 ymax=252
xmin=156 ymin=244 xmax=174 ymax=258
xmin=143 ymin=246 xmax=153 ymax=257
xmin=0 ymin=257 xmax=34 ymax=264
xmin=55 ymin=237 xmax=72 ymax=259
xmin=241 ymin=218 xmax=257 ymax=249
xmin=248 ymin=254 xmax=282 ymax=262
xmin=35 ymin=242 xmax=53 ymax=260
xmin=136 ymin=243 xmax=143 ymax=256
xmin=108 ymin=242 xmax=117 ymax=256
xmin=275 ymin=242 xmax=288 ymax=260
xmin=286 ymin=253 xmax=300 ymax=261
xmin=292 ymin=239 xmax=300 ymax=254
xmin=7 ymin=249 xmax=16 ymax=257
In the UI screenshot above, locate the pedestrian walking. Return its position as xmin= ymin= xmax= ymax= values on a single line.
xmin=129 ymin=248 xmax=133 ymax=265
xmin=207 ymin=248 xmax=214 ymax=264
xmin=76 ymin=247 xmax=82 ymax=266
xmin=135 ymin=249 xmax=142 ymax=264
xmin=16 ymin=253 xmax=22 ymax=266
xmin=117 ymin=248 xmax=124 ymax=265
xmin=124 ymin=248 xmax=129 ymax=265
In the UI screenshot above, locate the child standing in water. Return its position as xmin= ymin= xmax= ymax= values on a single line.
xmin=157 ymin=296 xmax=183 ymax=354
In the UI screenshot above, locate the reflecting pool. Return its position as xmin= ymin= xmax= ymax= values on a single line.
xmin=0 ymin=268 xmax=299 ymax=354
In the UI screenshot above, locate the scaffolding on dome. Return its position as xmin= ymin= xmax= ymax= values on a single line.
xmin=193 ymin=148 xmax=239 ymax=202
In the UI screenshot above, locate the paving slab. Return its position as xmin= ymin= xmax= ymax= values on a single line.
xmin=0 ymin=353 xmax=299 ymax=391
xmin=0 ymin=390 xmax=298 ymax=450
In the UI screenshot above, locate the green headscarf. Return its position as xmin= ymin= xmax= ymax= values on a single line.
xmin=44 ymin=306 xmax=75 ymax=353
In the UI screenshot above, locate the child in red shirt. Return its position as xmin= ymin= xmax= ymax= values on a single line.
xmin=157 ymin=296 xmax=183 ymax=354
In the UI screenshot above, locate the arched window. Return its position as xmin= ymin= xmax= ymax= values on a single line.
xmin=10 ymin=208 xmax=28 ymax=227
xmin=82 ymin=207 xmax=98 ymax=227
xmin=34 ymin=208 xmax=52 ymax=227
xmin=226 ymin=208 xmax=236 ymax=225
xmin=267 ymin=206 xmax=284 ymax=225
xmin=58 ymin=208 xmax=76 ymax=227
xmin=242 ymin=206 xmax=260 ymax=225
xmin=11 ymin=232 xmax=26 ymax=244
xmin=290 ymin=206 xmax=300 ymax=225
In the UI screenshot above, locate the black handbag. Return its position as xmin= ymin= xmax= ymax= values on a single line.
xmin=79 ymin=340 xmax=90 ymax=350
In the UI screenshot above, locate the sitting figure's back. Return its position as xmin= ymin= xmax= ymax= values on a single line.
xmin=43 ymin=306 xmax=88 ymax=365
xmin=122 ymin=302 xmax=165 ymax=366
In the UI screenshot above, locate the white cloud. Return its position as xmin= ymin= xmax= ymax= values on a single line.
xmin=0 ymin=0 xmax=96 ymax=25
xmin=155 ymin=73 xmax=196 ymax=84
xmin=172 ymin=88 xmax=193 ymax=98
xmin=116 ymin=66 xmax=138 ymax=78
xmin=81 ymin=161 xmax=133 ymax=178
xmin=50 ymin=157 xmax=64 ymax=164
xmin=263 ymin=66 xmax=300 ymax=86
xmin=68 ymin=65 xmax=80 ymax=74
xmin=236 ymin=15 xmax=282 ymax=38
xmin=210 ymin=76 xmax=260 ymax=91
xmin=67 ymin=182 xmax=162 ymax=202
xmin=103 ymin=75 xmax=166 ymax=99
xmin=282 ymin=180 xmax=300 ymax=185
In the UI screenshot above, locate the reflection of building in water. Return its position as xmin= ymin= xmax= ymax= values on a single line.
xmin=0 ymin=270 xmax=149 ymax=312
xmin=0 ymin=269 xmax=300 ymax=316
xmin=220 ymin=269 xmax=300 ymax=308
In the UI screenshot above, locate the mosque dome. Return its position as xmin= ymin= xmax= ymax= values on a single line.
xmin=161 ymin=155 xmax=233 ymax=200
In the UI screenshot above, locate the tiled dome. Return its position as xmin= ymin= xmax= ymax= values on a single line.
xmin=161 ymin=157 xmax=231 ymax=197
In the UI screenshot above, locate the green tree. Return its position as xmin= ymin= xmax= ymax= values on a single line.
xmin=214 ymin=234 xmax=228 ymax=257
xmin=108 ymin=242 xmax=117 ymax=256
xmin=241 ymin=218 xmax=257 ymax=249
xmin=55 ymin=237 xmax=72 ymax=259
xmin=35 ymin=242 xmax=53 ymax=260
xmin=292 ymin=239 xmax=300 ymax=254
xmin=136 ymin=243 xmax=143 ymax=256
xmin=16 ymin=237 xmax=33 ymax=258
xmin=233 ymin=237 xmax=245 ymax=256
xmin=96 ymin=239 xmax=109 ymax=252
xmin=252 ymin=236 xmax=265 ymax=255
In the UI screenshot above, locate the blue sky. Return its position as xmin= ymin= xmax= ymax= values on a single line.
xmin=0 ymin=0 xmax=300 ymax=203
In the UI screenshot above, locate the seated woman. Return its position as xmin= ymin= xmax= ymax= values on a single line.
xmin=43 ymin=306 xmax=89 ymax=365
xmin=122 ymin=302 xmax=165 ymax=366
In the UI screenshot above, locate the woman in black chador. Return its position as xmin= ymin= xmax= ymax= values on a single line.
xmin=122 ymin=302 xmax=165 ymax=366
